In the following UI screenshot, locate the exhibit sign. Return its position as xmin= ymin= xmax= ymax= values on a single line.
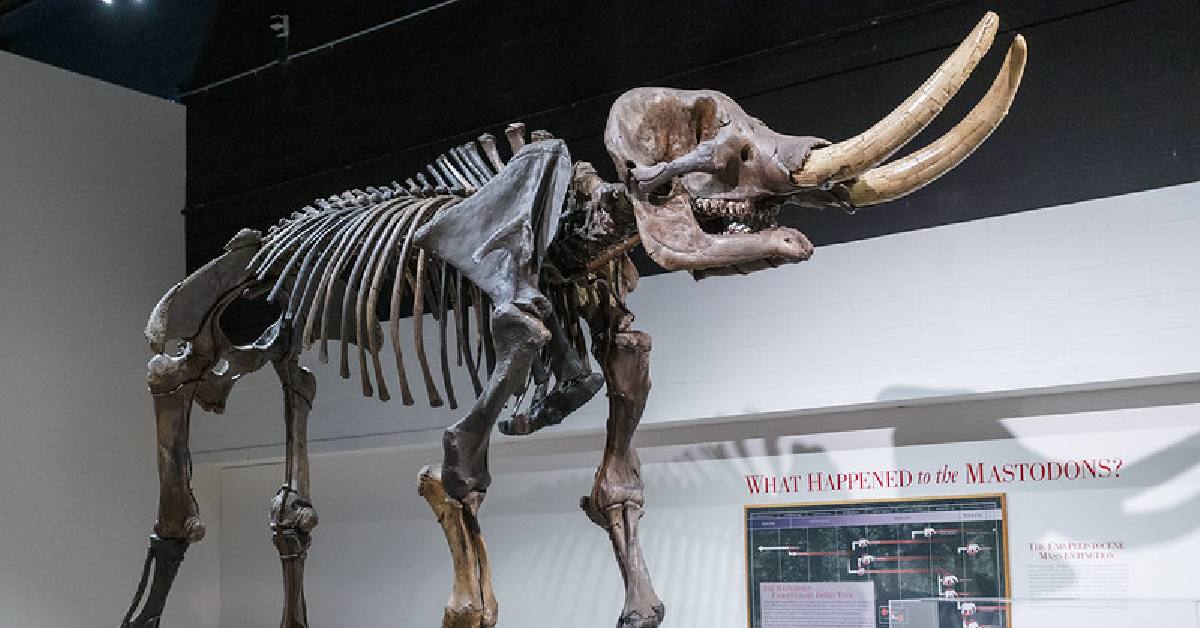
xmin=745 ymin=495 xmax=1010 ymax=628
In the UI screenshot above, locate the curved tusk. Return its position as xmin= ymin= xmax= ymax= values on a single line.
xmin=847 ymin=35 xmax=1026 ymax=207
xmin=792 ymin=12 xmax=1000 ymax=187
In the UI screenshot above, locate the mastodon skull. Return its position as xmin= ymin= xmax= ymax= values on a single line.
xmin=604 ymin=12 xmax=1026 ymax=279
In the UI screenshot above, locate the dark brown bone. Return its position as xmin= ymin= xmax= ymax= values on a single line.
xmin=125 ymin=20 xmax=1025 ymax=626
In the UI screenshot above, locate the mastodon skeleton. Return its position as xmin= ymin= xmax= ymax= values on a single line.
xmin=119 ymin=14 xmax=1024 ymax=628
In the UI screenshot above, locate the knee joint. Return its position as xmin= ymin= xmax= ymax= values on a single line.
xmin=270 ymin=487 xmax=319 ymax=536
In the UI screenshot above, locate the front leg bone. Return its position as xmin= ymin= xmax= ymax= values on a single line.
xmin=581 ymin=329 xmax=665 ymax=628
xmin=420 ymin=465 xmax=497 ymax=628
xmin=425 ymin=301 xmax=549 ymax=628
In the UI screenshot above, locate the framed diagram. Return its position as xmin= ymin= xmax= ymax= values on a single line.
xmin=745 ymin=494 xmax=1010 ymax=628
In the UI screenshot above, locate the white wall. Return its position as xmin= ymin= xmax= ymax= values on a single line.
xmin=214 ymin=391 xmax=1200 ymax=627
xmin=194 ymin=179 xmax=1200 ymax=626
xmin=0 ymin=52 xmax=215 ymax=627
xmin=190 ymin=181 xmax=1200 ymax=462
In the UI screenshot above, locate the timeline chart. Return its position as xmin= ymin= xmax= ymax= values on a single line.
xmin=746 ymin=495 xmax=1009 ymax=628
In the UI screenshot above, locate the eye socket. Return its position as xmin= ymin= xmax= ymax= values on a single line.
xmin=740 ymin=146 xmax=753 ymax=162
xmin=650 ymin=182 xmax=673 ymax=201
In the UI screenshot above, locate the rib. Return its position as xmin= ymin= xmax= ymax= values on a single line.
xmin=352 ymin=200 xmax=418 ymax=400
xmin=365 ymin=200 xmax=432 ymax=405
xmin=471 ymin=284 xmax=488 ymax=383
xmin=249 ymin=207 xmax=320 ymax=271
xmin=268 ymin=209 xmax=350 ymax=303
xmin=254 ymin=212 xmax=332 ymax=280
xmin=287 ymin=209 xmax=361 ymax=324
xmin=318 ymin=205 xmax=390 ymax=365
xmin=388 ymin=199 xmax=446 ymax=406
xmin=339 ymin=201 xmax=408 ymax=390
xmin=301 ymin=210 xmax=374 ymax=355
xmin=452 ymin=270 xmax=465 ymax=367
xmin=479 ymin=290 xmax=496 ymax=376
xmin=412 ymin=248 xmax=444 ymax=407
xmin=457 ymin=272 xmax=483 ymax=397
xmin=357 ymin=203 xmax=422 ymax=398
xmin=437 ymin=263 xmax=459 ymax=410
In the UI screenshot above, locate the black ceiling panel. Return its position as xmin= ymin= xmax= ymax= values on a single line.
xmin=3 ymin=0 xmax=1197 ymax=283
xmin=182 ymin=0 xmax=1200 ymax=275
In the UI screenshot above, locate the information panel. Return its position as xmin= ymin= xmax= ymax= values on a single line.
xmin=745 ymin=495 xmax=1009 ymax=628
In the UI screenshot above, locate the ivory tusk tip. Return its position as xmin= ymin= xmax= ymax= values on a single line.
xmin=978 ymin=12 xmax=1000 ymax=40
xmin=1011 ymin=34 xmax=1027 ymax=57
xmin=844 ymin=27 xmax=1028 ymax=208
xmin=790 ymin=11 xmax=1003 ymax=187
xmin=1004 ymin=35 xmax=1028 ymax=83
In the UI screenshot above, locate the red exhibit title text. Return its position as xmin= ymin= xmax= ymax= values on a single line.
xmin=745 ymin=458 xmax=1125 ymax=495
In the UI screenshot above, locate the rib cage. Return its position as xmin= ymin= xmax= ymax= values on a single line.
xmin=245 ymin=137 xmax=508 ymax=409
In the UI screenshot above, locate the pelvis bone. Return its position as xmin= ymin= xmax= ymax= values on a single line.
xmin=604 ymin=12 xmax=1026 ymax=278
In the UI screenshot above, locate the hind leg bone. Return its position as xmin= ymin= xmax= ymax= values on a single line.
xmin=120 ymin=347 xmax=209 ymax=628
xmin=269 ymin=356 xmax=319 ymax=628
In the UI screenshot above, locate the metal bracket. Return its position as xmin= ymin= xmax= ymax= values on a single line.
xmin=269 ymin=14 xmax=290 ymax=39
